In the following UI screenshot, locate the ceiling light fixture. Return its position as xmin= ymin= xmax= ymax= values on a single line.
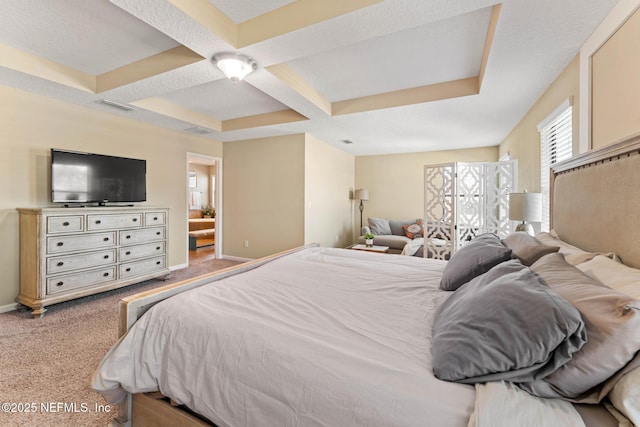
xmin=212 ymin=52 xmax=257 ymax=83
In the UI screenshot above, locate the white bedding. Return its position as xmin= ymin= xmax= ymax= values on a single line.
xmin=94 ymin=247 xmax=476 ymax=426
xmin=92 ymin=247 xmax=591 ymax=427
xmin=469 ymin=381 xmax=585 ymax=427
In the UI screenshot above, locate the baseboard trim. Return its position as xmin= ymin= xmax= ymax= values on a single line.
xmin=221 ymin=254 xmax=253 ymax=262
xmin=169 ymin=263 xmax=188 ymax=271
xmin=0 ymin=302 xmax=19 ymax=314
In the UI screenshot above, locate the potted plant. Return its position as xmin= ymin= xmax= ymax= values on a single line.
xmin=201 ymin=205 xmax=215 ymax=218
xmin=364 ymin=232 xmax=375 ymax=247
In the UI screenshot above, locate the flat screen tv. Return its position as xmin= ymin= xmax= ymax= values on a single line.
xmin=51 ymin=149 xmax=146 ymax=205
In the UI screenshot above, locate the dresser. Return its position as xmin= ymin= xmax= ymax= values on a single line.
xmin=17 ymin=206 xmax=170 ymax=317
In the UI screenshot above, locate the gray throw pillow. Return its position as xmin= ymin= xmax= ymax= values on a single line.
xmin=367 ymin=217 xmax=391 ymax=235
xmin=439 ymin=233 xmax=512 ymax=291
xmin=503 ymin=232 xmax=560 ymax=266
xmin=432 ymin=260 xmax=587 ymax=384
xmin=388 ymin=219 xmax=416 ymax=236
xmin=521 ymin=253 xmax=640 ymax=403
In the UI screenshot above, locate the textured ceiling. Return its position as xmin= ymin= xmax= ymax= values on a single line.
xmin=208 ymin=0 xmax=296 ymax=23
xmin=0 ymin=0 xmax=619 ymax=155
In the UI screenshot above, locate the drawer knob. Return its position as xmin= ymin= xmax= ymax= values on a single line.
xmin=126 ymin=235 xmax=131 ymax=239
xmin=156 ymin=232 xmax=161 ymax=235
xmin=56 ymin=281 xmax=64 ymax=286
xmin=57 ymin=261 xmax=64 ymax=267
xmin=153 ymin=217 xmax=158 ymax=221
xmin=95 ymin=220 xmax=102 ymax=224
xmin=132 ymin=218 xmax=138 ymax=222
xmin=126 ymin=267 xmax=131 ymax=272
xmin=62 ymin=222 xmax=70 ymax=226
xmin=104 ymin=255 xmax=109 ymax=259
xmin=103 ymin=237 xmax=109 ymax=242
xmin=57 ymin=242 xmax=64 ymax=247
xmin=103 ymin=272 xmax=109 ymax=277
xmin=156 ymin=246 xmax=160 ymax=250
xmin=156 ymin=261 xmax=161 ymax=265
xmin=125 ymin=251 xmax=131 ymax=255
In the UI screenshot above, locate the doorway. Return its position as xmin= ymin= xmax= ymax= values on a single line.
xmin=187 ymin=153 xmax=222 ymax=265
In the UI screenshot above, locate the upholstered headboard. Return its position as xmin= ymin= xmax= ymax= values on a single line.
xmin=551 ymin=133 xmax=640 ymax=268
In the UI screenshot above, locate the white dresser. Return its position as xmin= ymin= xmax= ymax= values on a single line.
xmin=17 ymin=206 xmax=170 ymax=317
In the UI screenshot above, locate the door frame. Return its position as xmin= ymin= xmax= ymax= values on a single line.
xmin=186 ymin=152 xmax=222 ymax=260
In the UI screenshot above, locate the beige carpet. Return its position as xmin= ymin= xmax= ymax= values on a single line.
xmin=0 ymin=257 xmax=242 ymax=427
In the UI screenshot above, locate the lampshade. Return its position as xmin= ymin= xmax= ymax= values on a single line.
xmin=213 ymin=53 xmax=257 ymax=83
xmin=509 ymin=192 xmax=542 ymax=222
xmin=354 ymin=189 xmax=369 ymax=201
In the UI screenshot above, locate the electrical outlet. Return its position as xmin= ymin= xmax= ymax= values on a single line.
xmin=244 ymin=240 xmax=249 ymax=248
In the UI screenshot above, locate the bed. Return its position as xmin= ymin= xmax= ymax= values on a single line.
xmin=93 ymin=134 xmax=640 ymax=427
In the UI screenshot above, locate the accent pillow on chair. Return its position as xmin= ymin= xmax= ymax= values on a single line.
xmin=367 ymin=217 xmax=392 ymax=235
xmin=387 ymin=219 xmax=416 ymax=236
xmin=403 ymin=219 xmax=424 ymax=239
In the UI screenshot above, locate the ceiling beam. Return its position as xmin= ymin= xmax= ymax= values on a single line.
xmin=265 ymin=63 xmax=332 ymax=116
xmin=478 ymin=4 xmax=502 ymax=90
xmin=222 ymin=109 xmax=308 ymax=132
xmin=237 ymin=0 xmax=384 ymax=47
xmin=130 ymin=96 xmax=222 ymax=131
xmin=333 ymin=77 xmax=480 ymax=116
xmin=96 ymin=46 xmax=204 ymax=93
xmin=0 ymin=43 xmax=95 ymax=93
xmin=166 ymin=0 xmax=238 ymax=46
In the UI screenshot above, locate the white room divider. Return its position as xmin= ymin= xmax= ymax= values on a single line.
xmin=424 ymin=161 xmax=517 ymax=260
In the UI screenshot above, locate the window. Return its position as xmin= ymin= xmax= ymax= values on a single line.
xmin=539 ymin=100 xmax=573 ymax=231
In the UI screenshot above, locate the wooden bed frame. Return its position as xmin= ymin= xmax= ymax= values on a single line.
xmin=109 ymin=134 xmax=640 ymax=427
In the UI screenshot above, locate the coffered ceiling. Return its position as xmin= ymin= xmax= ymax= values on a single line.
xmin=0 ymin=0 xmax=618 ymax=155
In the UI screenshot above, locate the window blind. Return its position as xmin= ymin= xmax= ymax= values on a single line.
xmin=539 ymin=103 xmax=572 ymax=232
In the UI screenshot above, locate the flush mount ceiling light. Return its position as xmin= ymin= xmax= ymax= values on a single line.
xmin=213 ymin=52 xmax=257 ymax=83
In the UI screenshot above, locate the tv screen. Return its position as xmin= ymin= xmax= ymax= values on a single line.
xmin=51 ymin=149 xmax=146 ymax=204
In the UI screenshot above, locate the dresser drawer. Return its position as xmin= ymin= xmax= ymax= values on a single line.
xmin=46 ymin=249 xmax=116 ymax=275
xmin=47 ymin=215 xmax=83 ymax=234
xmin=119 ymin=256 xmax=166 ymax=279
xmin=120 ymin=227 xmax=166 ymax=245
xmin=87 ymin=213 xmax=143 ymax=231
xmin=145 ymin=211 xmax=166 ymax=226
xmin=119 ymin=242 xmax=165 ymax=262
xmin=47 ymin=267 xmax=116 ymax=295
xmin=47 ymin=232 xmax=116 ymax=254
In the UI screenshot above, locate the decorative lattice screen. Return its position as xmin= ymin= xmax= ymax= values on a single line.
xmin=423 ymin=161 xmax=517 ymax=260
xmin=424 ymin=164 xmax=455 ymax=260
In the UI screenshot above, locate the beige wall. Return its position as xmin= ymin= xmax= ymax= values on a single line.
xmin=354 ymin=146 xmax=498 ymax=234
xmin=500 ymin=3 xmax=640 ymax=189
xmin=0 ymin=85 xmax=222 ymax=308
xmin=304 ymin=134 xmax=355 ymax=248
xmin=591 ymin=7 xmax=640 ymax=148
xmin=222 ymin=134 xmax=306 ymax=258
xmin=499 ymin=55 xmax=580 ymax=192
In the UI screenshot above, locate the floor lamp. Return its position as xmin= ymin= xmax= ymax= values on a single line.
xmin=354 ymin=189 xmax=369 ymax=230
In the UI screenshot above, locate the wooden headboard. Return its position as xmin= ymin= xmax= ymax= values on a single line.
xmin=551 ymin=132 xmax=640 ymax=268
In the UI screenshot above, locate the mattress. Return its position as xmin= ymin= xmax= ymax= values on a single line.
xmin=93 ymin=247 xmax=616 ymax=427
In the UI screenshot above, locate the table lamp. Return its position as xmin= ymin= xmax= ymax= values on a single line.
xmin=509 ymin=191 xmax=542 ymax=235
